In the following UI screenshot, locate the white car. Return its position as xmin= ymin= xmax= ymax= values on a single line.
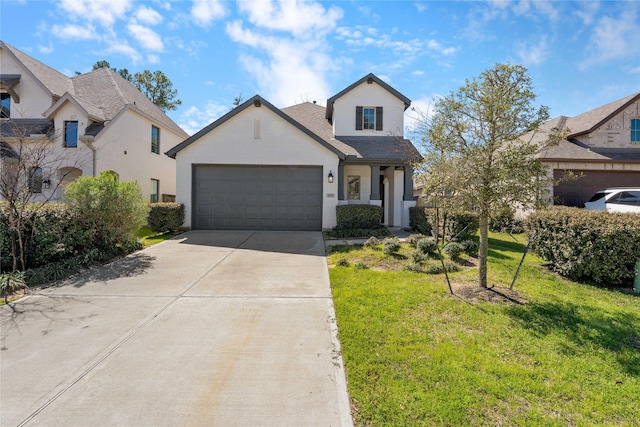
xmin=584 ymin=188 xmax=640 ymax=213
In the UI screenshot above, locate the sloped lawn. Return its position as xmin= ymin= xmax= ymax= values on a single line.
xmin=328 ymin=232 xmax=640 ymax=426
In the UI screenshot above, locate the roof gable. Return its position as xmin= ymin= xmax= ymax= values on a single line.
xmin=1 ymin=41 xmax=73 ymax=98
xmin=566 ymin=92 xmax=640 ymax=138
xmin=166 ymin=95 xmax=345 ymax=159
xmin=325 ymin=73 xmax=411 ymax=121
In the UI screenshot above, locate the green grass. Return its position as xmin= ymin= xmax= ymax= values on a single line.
xmin=329 ymin=232 xmax=640 ymax=426
xmin=136 ymin=225 xmax=176 ymax=246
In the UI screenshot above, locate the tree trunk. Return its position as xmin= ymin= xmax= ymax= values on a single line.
xmin=478 ymin=213 xmax=489 ymax=288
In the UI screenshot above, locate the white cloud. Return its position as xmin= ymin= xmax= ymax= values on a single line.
xmin=127 ymin=23 xmax=164 ymax=51
xmin=178 ymin=102 xmax=229 ymax=135
xmin=38 ymin=43 xmax=54 ymax=54
xmin=135 ymin=5 xmax=163 ymax=25
xmin=225 ymin=1 xmax=344 ymax=106
xmin=580 ymin=8 xmax=640 ymax=69
xmin=237 ymin=0 xmax=343 ymax=38
xmin=105 ymin=42 xmax=142 ymax=63
xmin=51 ymin=24 xmax=99 ymax=40
xmin=515 ymin=35 xmax=549 ymax=65
xmin=574 ymin=0 xmax=600 ymax=25
xmin=191 ymin=0 xmax=227 ymax=27
xmin=405 ymin=96 xmax=438 ymax=142
xmin=58 ymin=0 xmax=132 ymax=26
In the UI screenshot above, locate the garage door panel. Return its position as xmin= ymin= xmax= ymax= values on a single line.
xmin=193 ymin=165 xmax=322 ymax=230
xmin=554 ymin=170 xmax=640 ymax=207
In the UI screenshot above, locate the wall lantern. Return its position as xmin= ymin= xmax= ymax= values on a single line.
xmin=42 ymin=179 xmax=51 ymax=190
xmin=328 ymin=171 xmax=334 ymax=183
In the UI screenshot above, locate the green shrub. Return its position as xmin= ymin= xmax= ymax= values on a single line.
xmin=355 ymin=262 xmax=368 ymax=269
xmin=444 ymin=212 xmax=479 ymax=242
xmin=525 ymin=207 xmax=640 ymax=287
xmin=382 ymin=237 xmax=401 ymax=255
xmin=403 ymin=263 xmax=423 ymax=273
xmin=0 ymin=203 xmax=93 ymax=271
xmin=443 ymin=242 xmax=465 ymax=260
xmin=363 ymin=236 xmax=379 ymax=249
xmin=148 ymin=203 xmax=184 ymax=232
xmin=461 ymin=239 xmax=478 ymax=255
xmin=327 ymin=227 xmax=390 ymax=239
xmin=416 ymin=238 xmax=437 ymax=255
xmin=489 ymin=205 xmax=516 ymax=232
xmin=424 ymin=261 xmax=460 ymax=274
xmin=407 ymin=233 xmax=426 ymax=246
xmin=336 ymin=205 xmax=383 ymax=229
xmin=0 ymin=271 xmax=26 ymax=302
xmin=65 ymin=171 xmax=148 ymax=251
xmin=336 ymin=258 xmax=349 ymax=267
xmin=410 ymin=250 xmax=427 ymax=264
xmin=409 ymin=207 xmax=432 ymax=235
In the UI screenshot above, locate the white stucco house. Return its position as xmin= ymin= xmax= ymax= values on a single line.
xmin=167 ymin=73 xmax=421 ymax=231
xmin=0 ymin=40 xmax=188 ymax=202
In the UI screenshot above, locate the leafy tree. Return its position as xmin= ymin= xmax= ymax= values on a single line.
xmin=231 ymin=94 xmax=244 ymax=110
xmin=90 ymin=61 xmax=181 ymax=112
xmin=64 ymin=171 xmax=148 ymax=251
xmin=416 ymin=63 xmax=562 ymax=288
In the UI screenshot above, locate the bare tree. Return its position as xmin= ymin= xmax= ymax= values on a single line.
xmin=1 ymin=118 xmax=85 ymax=272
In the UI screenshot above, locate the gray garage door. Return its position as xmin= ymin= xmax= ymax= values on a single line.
xmin=553 ymin=170 xmax=640 ymax=207
xmin=193 ymin=165 xmax=323 ymax=230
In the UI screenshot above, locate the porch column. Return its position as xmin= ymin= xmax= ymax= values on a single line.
xmin=338 ymin=164 xmax=345 ymax=200
xmin=370 ymin=165 xmax=380 ymax=200
xmin=403 ymin=165 xmax=414 ymax=201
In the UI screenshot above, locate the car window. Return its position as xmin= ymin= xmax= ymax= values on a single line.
xmin=587 ymin=192 xmax=606 ymax=202
xmin=609 ymin=191 xmax=640 ymax=206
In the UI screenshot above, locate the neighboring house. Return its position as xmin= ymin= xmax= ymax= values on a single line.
xmin=536 ymin=92 xmax=640 ymax=206
xmin=167 ymin=73 xmax=420 ymax=231
xmin=0 ymin=41 xmax=188 ymax=202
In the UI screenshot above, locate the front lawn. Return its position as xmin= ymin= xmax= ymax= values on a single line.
xmin=329 ymin=232 xmax=640 ymax=426
xmin=136 ymin=225 xmax=176 ymax=246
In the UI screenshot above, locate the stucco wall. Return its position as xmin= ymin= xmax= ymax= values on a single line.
xmin=96 ymin=109 xmax=180 ymax=201
xmin=174 ymin=104 xmax=341 ymax=229
xmin=577 ymin=100 xmax=640 ymax=148
xmin=332 ymin=83 xmax=406 ymax=137
xmin=1 ymin=48 xmax=55 ymax=118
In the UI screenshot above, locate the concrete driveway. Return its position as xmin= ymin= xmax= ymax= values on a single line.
xmin=1 ymin=231 xmax=352 ymax=427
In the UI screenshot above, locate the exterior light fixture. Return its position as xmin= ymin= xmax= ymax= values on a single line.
xmin=328 ymin=171 xmax=334 ymax=183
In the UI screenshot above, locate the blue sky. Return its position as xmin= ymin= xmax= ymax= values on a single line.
xmin=2 ymin=0 xmax=639 ymax=136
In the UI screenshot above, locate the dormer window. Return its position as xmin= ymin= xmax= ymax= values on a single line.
xmin=1 ymin=93 xmax=10 ymax=118
xmin=356 ymin=106 xmax=383 ymax=131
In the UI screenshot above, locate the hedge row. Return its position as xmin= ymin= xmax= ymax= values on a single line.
xmin=525 ymin=207 xmax=640 ymax=288
xmin=148 ymin=203 xmax=184 ymax=232
xmin=409 ymin=207 xmax=479 ymax=242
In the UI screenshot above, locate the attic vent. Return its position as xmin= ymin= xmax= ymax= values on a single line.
xmin=254 ymin=99 xmax=262 ymax=107
xmin=367 ymin=77 xmax=374 ymax=84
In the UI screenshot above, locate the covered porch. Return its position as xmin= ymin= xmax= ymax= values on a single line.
xmin=336 ymin=162 xmax=416 ymax=228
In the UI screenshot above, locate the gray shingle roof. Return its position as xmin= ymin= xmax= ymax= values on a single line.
xmin=282 ymin=102 xmax=421 ymax=162
xmin=1 ymin=40 xmax=188 ymax=139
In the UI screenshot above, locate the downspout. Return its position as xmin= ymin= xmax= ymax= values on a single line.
xmin=79 ymin=135 xmax=96 ymax=176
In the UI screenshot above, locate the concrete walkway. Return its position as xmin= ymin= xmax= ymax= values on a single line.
xmin=1 ymin=231 xmax=353 ymax=427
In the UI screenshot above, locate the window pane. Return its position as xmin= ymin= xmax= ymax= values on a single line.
xmin=363 ymin=108 xmax=375 ymax=130
xmin=0 ymin=93 xmax=10 ymax=118
xmin=65 ymin=121 xmax=78 ymax=148
xmin=150 ymin=179 xmax=159 ymax=203
xmin=632 ymin=119 xmax=640 ymax=142
xmin=347 ymin=175 xmax=360 ymax=199
xmin=30 ymin=167 xmax=43 ymax=193
xmin=151 ymin=126 xmax=160 ymax=153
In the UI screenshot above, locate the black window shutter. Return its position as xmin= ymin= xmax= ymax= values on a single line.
xmin=375 ymin=107 xmax=383 ymax=131
xmin=355 ymin=106 xmax=363 ymax=130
